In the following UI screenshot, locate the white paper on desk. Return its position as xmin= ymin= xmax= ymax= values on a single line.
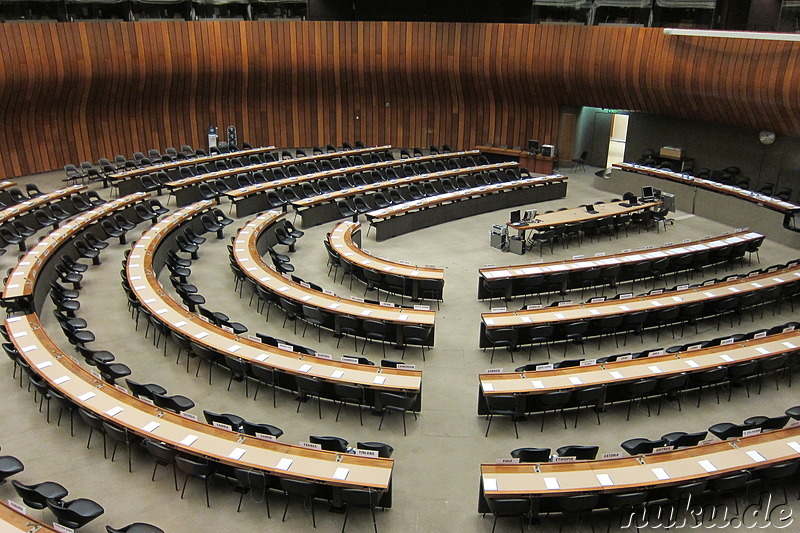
xmin=729 ymin=287 xmax=740 ymax=293
xmin=194 ymin=332 xmax=208 ymax=339
xmin=276 ymin=458 xmax=293 ymax=471
xmin=756 ymin=347 xmax=770 ymax=354
xmin=333 ymin=467 xmax=350 ymax=481
xmin=703 ymin=292 xmax=715 ymax=297
xmin=144 ymin=298 xmax=156 ymax=304
xmin=328 ymin=303 xmax=340 ymax=310
xmin=719 ymin=354 xmax=734 ymax=362
xmin=256 ymin=353 xmax=269 ymax=361
xmin=361 ymin=310 xmax=372 ymax=316
xmin=228 ymin=345 xmax=241 ymax=353
xmin=569 ymin=377 xmax=583 ymax=385
xmin=6 ymin=284 xmax=18 ymax=289
xmin=619 ymin=305 xmax=631 ymax=311
xmin=698 ymin=460 xmax=717 ymax=472
xmin=648 ymin=366 xmax=663 ymax=374
xmin=6 ymin=317 xmax=21 ymax=323
xmin=54 ymin=376 xmax=70 ymax=385
xmin=652 ymin=468 xmax=671 ymax=480
xmin=596 ymin=474 xmax=614 ymax=487
xmin=229 ymin=448 xmax=246 ymax=460
xmin=142 ymin=421 xmax=160 ymax=433
xmin=77 ymin=392 xmax=95 ymax=401
xmin=746 ymin=450 xmax=767 ymax=463
xmin=685 ymin=360 xmax=699 ymax=368
xmin=483 ymin=478 xmax=499 ymax=491
xmin=672 ymin=296 xmax=683 ymax=302
xmin=521 ymin=316 xmax=532 ymax=323
xmin=783 ymin=342 xmax=797 ymax=349
xmin=331 ymin=370 xmax=345 ymax=379
xmin=544 ymin=478 xmax=560 ymax=490
xmin=787 ymin=441 xmax=800 ymax=453
xmin=105 ymin=406 xmax=123 ymax=417
xmin=278 ymin=287 xmax=289 ymax=292
xmin=398 ymin=314 xmax=409 ymax=321
xmin=609 ymin=371 xmax=624 ymax=380
xmin=373 ymin=376 xmax=386 ymax=385
xmin=174 ymin=321 xmax=187 ymax=328
xmin=554 ymin=313 xmax=566 ymax=319
xmin=22 ymin=345 xmax=37 ymax=352
xmin=134 ymin=286 xmax=145 ymax=290
xmin=751 ymin=282 xmax=763 ymax=288
xmin=482 ymin=383 xmax=494 ymax=392
xmin=36 ymin=361 xmax=52 ymax=369
xmin=11 ymin=331 xmax=26 ymax=338
xmin=180 ymin=435 xmax=198 ymax=446
xmin=301 ymin=295 xmax=312 ymax=301
xmin=588 ymin=309 xmax=600 ymax=315
xmin=532 ymin=380 xmax=545 ymax=389
xmin=298 ymin=364 xmax=312 ymax=373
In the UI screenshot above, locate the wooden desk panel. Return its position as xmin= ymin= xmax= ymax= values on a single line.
xmin=234 ymin=211 xmax=435 ymax=331
xmin=367 ymin=175 xmax=567 ymax=221
xmin=166 ymin=145 xmax=392 ymax=190
xmin=6 ymin=315 xmax=394 ymax=492
xmin=0 ymin=185 xmax=87 ymax=224
xmin=479 ymin=231 xmax=762 ymax=282
xmin=508 ymin=199 xmax=662 ymax=232
xmin=0 ymin=501 xmax=56 ymax=532
xmin=480 ymin=427 xmax=800 ymax=500
xmin=107 ymin=146 xmax=277 ymax=181
xmin=475 ymin=145 xmax=555 ymax=174
xmin=481 ymin=262 xmax=800 ymax=330
xmin=613 ymin=163 xmax=800 ymax=214
xmin=329 ymin=221 xmax=444 ymax=281
xmin=479 ymin=329 xmax=800 ymax=397
xmin=127 ymin=204 xmax=423 ymax=393
xmin=2 ymin=192 xmax=150 ymax=301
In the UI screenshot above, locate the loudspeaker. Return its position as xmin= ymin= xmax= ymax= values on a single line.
xmin=528 ymin=139 xmax=540 ymax=154
xmin=541 ymin=144 xmax=555 ymax=157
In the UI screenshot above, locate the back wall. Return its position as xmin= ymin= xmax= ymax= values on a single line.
xmin=1 ymin=22 xmax=799 ymax=179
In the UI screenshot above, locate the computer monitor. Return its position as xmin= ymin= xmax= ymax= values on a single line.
xmin=528 ymin=139 xmax=540 ymax=154
xmin=585 ymin=204 xmax=596 ymax=213
xmin=653 ymin=187 xmax=662 ymax=199
xmin=510 ymin=210 xmax=521 ymax=223
xmin=523 ymin=208 xmax=537 ymax=221
xmin=642 ymin=186 xmax=655 ymax=199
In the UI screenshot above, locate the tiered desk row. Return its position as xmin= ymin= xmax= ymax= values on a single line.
xmin=605 ymin=163 xmax=800 ymax=247
xmin=233 ymin=211 xmax=435 ymax=350
xmin=477 ymin=328 xmax=800 ymax=414
xmin=478 ymin=231 xmax=764 ymax=300
xmin=327 ymin=221 xmax=444 ymax=301
xmin=479 ymin=261 xmax=800 ymax=347
xmin=0 ymin=191 xmax=401 ymax=508
xmin=108 ymin=145 xmax=277 ymax=183
xmin=166 ymin=145 xmax=395 ymax=208
xmin=290 ymin=160 xmax=519 ymax=228
xmin=2 ymin=192 xmax=150 ymax=312
xmin=6 ymin=314 xmax=396 ymax=504
xmin=129 ymin=204 xmax=423 ymax=411
xmin=366 ymin=174 xmax=568 ymax=241
xmin=479 ymin=427 xmax=800 ymax=513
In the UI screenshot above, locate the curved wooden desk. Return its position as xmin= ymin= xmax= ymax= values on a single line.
xmin=164 ymin=145 xmax=394 ymax=207
xmin=613 ymin=163 xmax=799 ymax=214
xmin=0 ymin=184 xmax=87 ymax=225
xmin=107 ymin=145 xmax=277 ymax=182
xmin=2 ymin=192 xmax=150 ymax=311
xmin=328 ymin=221 xmax=444 ymax=300
xmin=0 ymin=501 xmax=56 ymax=532
xmin=507 ymin=199 xmax=662 ymax=234
xmin=294 ymin=162 xmax=521 ymax=228
xmin=477 ymin=328 xmax=800 ymax=414
xmin=226 ymin=150 xmax=484 ymax=219
xmin=6 ymin=314 xmax=395 ymax=496
xmin=480 ymin=261 xmax=800 ymax=343
xmin=478 ymin=230 xmax=764 ymax=300
xmin=234 ymin=211 xmax=435 ymax=347
xmin=366 ymin=174 xmax=568 ymax=241
xmin=127 ymin=203 xmax=423 ymax=403
xmin=479 ymin=426 xmax=800 ymax=509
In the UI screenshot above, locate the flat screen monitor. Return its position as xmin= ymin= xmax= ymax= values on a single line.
xmin=642 ymin=186 xmax=655 ymax=198
xmin=585 ymin=204 xmax=596 ymax=213
xmin=523 ymin=209 xmax=537 ymax=221
xmin=528 ymin=139 xmax=540 ymax=154
xmin=510 ymin=210 xmax=521 ymax=223
xmin=653 ymin=187 xmax=662 ymax=198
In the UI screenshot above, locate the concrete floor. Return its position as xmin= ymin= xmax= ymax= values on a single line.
xmin=0 ymin=163 xmax=798 ymax=532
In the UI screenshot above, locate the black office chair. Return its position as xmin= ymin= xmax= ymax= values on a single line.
xmin=571 ymin=150 xmax=588 ymax=171
xmin=46 ymin=497 xmax=105 ymax=529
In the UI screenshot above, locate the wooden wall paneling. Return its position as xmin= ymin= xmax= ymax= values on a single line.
xmin=1 ymin=23 xmax=800 ymax=178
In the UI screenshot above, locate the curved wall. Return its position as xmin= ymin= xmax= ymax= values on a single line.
xmin=1 ymin=21 xmax=799 ymax=178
